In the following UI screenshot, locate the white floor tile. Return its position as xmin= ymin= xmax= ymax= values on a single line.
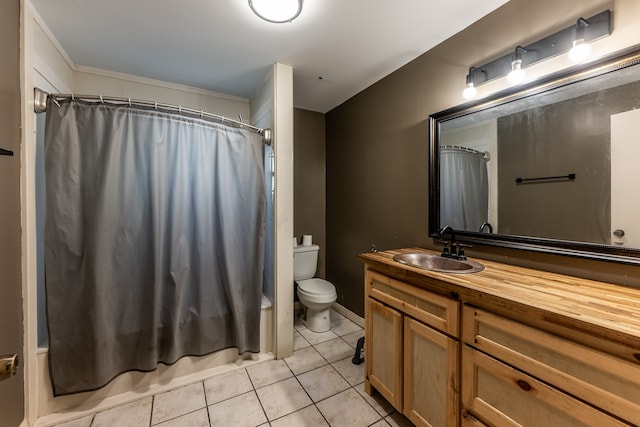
xmin=153 ymin=408 xmax=209 ymax=427
xmin=296 ymin=365 xmax=350 ymax=402
xmin=293 ymin=330 xmax=311 ymax=350
xmin=270 ymin=404 xmax=329 ymax=427
xmin=299 ymin=328 xmax=339 ymax=346
xmin=340 ymin=330 xmax=364 ymax=349
xmin=53 ymin=415 xmax=93 ymax=427
xmin=284 ymin=346 xmax=327 ymax=375
xmin=92 ymin=397 xmax=152 ymax=427
xmin=316 ymin=388 xmax=381 ymax=427
xmin=330 ymin=318 xmax=363 ymax=336
xmin=369 ymin=420 xmax=391 ymax=427
xmin=208 ymin=390 xmax=267 ymax=427
xmin=151 ymin=382 xmax=206 ymax=425
xmin=331 ymin=356 xmax=365 ymax=386
xmin=204 ymin=368 xmax=254 ymax=405
xmin=314 ymin=338 xmax=355 ymax=363
xmin=255 ymin=377 xmax=312 ymax=420
xmin=247 ymin=358 xmax=294 ymax=389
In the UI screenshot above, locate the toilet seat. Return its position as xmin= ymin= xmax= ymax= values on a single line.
xmin=297 ymin=278 xmax=334 ymax=294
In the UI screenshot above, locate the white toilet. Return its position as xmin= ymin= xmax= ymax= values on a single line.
xmin=294 ymin=244 xmax=337 ymax=332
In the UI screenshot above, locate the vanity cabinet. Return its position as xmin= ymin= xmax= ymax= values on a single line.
xmin=365 ymin=270 xmax=459 ymax=427
xmin=361 ymin=249 xmax=640 ymax=427
xmin=461 ymin=306 xmax=639 ymax=426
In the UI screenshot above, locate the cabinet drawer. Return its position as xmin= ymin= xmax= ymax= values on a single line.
xmin=366 ymin=270 xmax=458 ymax=336
xmin=462 ymin=347 xmax=630 ymax=427
xmin=462 ymin=306 xmax=640 ymax=425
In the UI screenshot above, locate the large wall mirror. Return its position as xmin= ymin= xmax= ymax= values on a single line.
xmin=429 ymin=45 xmax=640 ymax=265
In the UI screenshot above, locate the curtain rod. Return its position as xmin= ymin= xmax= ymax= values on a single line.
xmin=33 ymin=87 xmax=272 ymax=145
xmin=441 ymin=145 xmax=490 ymax=160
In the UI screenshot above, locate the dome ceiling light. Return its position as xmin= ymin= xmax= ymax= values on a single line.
xmin=248 ymin=0 xmax=303 ymax=24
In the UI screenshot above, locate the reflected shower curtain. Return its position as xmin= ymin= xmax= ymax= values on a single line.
xmin=44 ymin=99 xmax=266 ymax=396
xmin=440 ymin=147 xmax=489 ymax=231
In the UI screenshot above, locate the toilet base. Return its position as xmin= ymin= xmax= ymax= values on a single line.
xmin=300 ymin=306 xmax=331 ymax=332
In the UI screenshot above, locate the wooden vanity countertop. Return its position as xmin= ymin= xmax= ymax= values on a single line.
xmin=359 ymin=247 xmax=640 ymax=350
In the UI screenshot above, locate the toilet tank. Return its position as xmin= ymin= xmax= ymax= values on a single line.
xmin=293 ymin=244 xmax=319 ymax=281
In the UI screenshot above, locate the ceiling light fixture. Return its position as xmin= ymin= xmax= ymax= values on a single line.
xmin=568 ymin=18 xmax=592 ymax=62
xmin=248 ymin=0 xmax=303 ymax=24
xmin=462 ymin=67 xmax=484 ymax=100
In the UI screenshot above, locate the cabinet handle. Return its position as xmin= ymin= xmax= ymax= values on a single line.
xmin=517 ymin=379 xmax=532 ymax=391
xmin=0 ymin=147 xmax=14 ymax=156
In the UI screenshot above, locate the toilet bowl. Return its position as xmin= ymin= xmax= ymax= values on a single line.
xmin=296 ymin=278 xmax=337 ymax=332
xmin=293 ymin=243 xmax=337 ymax=332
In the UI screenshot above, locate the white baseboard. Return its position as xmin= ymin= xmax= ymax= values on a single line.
xmin=332 ymin=303 xmax=364 ymax=328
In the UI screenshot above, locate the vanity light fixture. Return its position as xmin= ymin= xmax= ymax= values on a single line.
xmin=248 ymin=0 xmax=303 ymax=23
xmin=462 ymin=67 xmax=484 ymax=100
xmin=568 ymin=18 xmax=592 ymax=62
xmin=507 ymin=46 xmax=527 ymax=84
xmin=462 ymin=10 xmax=611 ymax=94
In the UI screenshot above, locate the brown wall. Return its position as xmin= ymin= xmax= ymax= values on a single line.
xmin=294 ymin=108 xmax=326 ymax=277
xmin=326 ymin=0 xmax=640 ymax=317
xmin=0 ymin=0 xmax=25 ymax=424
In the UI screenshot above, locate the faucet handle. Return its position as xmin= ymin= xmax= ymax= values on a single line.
xmin=436 ymin=240 xmax=450 ymax=256
xmin=457 ymin=243 xmax=473 ymax=260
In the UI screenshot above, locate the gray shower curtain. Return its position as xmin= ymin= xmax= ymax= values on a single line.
xmin=44 ymin=99 xmax=266 ymax=396
xmin=440 ymin=147 xmax=489 ymax=231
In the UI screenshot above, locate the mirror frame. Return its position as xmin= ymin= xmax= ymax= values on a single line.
xmin=429 ymin=44 xmax=640 ymax=265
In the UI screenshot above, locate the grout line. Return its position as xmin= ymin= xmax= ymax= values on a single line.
xmin=201 ymin=380 xmax=212 ymax=427
xmin=148 ymin=394 xmax=155 ymax=427
xmin=254 ymin=389 xmax=270 ymax=426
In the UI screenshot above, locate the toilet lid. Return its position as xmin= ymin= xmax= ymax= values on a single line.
xmin=297 ymin=278 xmax=335 ymax=294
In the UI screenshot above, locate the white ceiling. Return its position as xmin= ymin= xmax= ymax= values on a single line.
xmin=30 ymin=0 xmax=509 ymax=113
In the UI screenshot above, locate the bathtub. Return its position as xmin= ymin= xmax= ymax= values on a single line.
xmin=34 ymin=297 xmax=273 ymax=426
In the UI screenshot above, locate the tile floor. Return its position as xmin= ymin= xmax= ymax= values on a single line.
xmin=52 ymin=309 xmax=413 ymax=427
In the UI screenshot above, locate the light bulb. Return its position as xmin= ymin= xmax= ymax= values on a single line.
xmin=568 ymin=39 xmax=591 ymax=62
xmin=249 ymin=0 xmax=303 ymax=23
xmin=508 ymin=59 xmax=525 ymax=84
xmin=462 ymin=83 xmax=477 ymax=100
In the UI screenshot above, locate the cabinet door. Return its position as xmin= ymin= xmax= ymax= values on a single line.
xmin=462 ymin=346 xmax=630 ymax=427
xmin=366 ymin=297 xmax=403 ymax=411
xmin=404 ymin=318 xmax=459 ymax=427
